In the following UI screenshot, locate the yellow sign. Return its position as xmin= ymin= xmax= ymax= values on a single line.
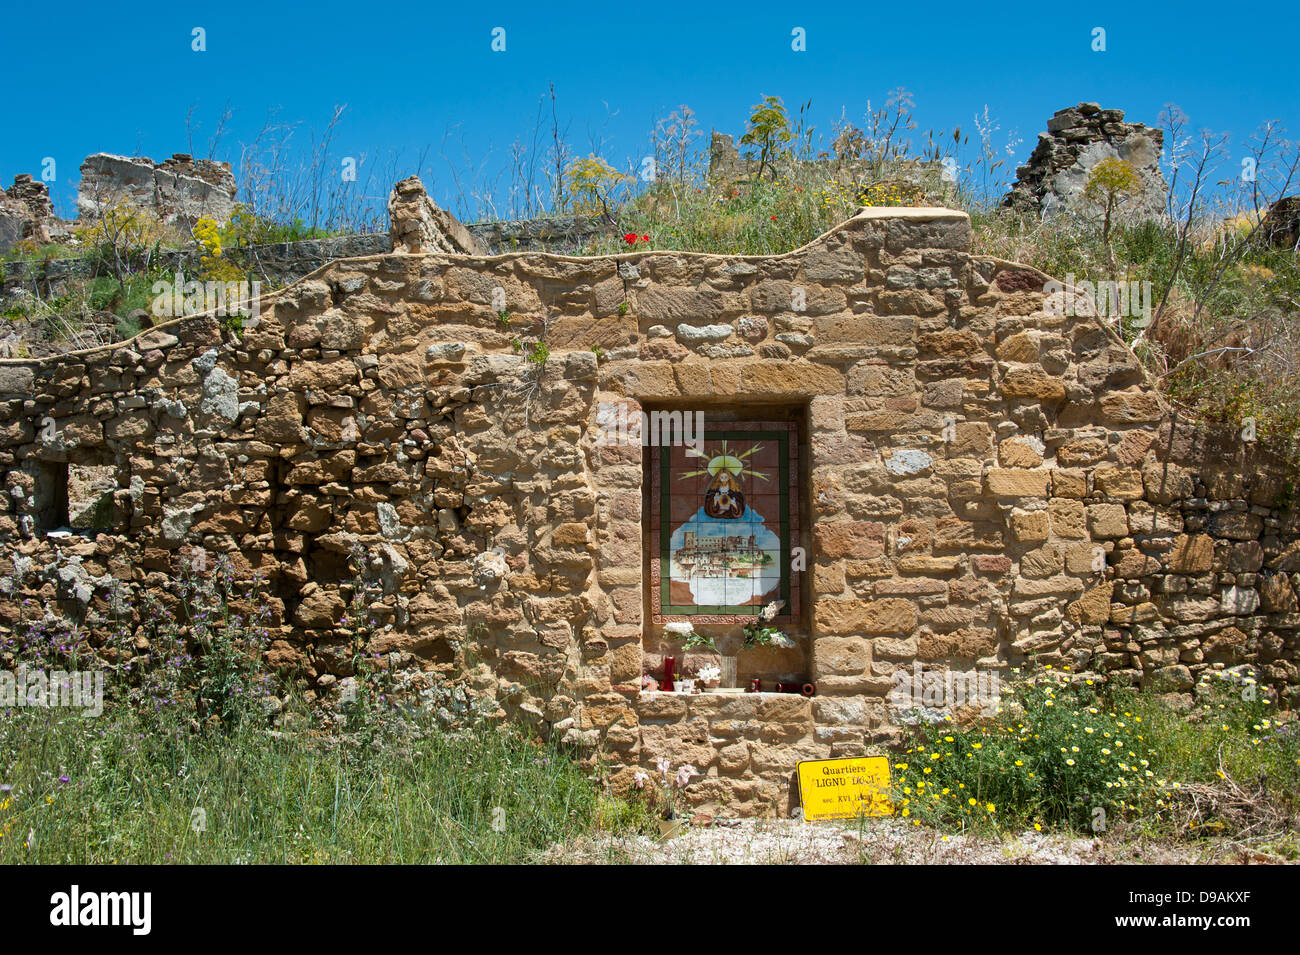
xmin=796 ymin=756 xmax=893 ymax=821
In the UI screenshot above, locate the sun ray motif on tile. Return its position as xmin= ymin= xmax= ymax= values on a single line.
xmin=650 ymin=422 xmax=800 ymax=623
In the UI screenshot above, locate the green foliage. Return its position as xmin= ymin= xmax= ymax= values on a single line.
xmin=0 ymin=709 xmax=610 ymax=862
xmin=0 ymin=557 xmax=624 ymax=862
xmin=511 ymin=336 xmax=549 ymax=366
xmin=679 ymin=630 xmax=716 ymax=651
xmin=892 ymin=670 xmax=1167 ymax=832
xmin=564 ymin=156 xmax=632 ymax=215
xmin=1083 ymin=156 xmax=1142 ymax=206
xmin=890 ymin=667 xmax=1298 ymax=837
xmin=219 ymin=203 xmax=342 ymax=246
xmin=739 ymin=95 xmax=794 ymax=181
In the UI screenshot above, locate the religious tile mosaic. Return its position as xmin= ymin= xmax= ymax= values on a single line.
xmin=649 ymin=420 xmax=801 ymax=624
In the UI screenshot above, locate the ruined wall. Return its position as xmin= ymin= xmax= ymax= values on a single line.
xmin=0 ymin=175 xmax=58 ymax=250
xmin=1003 ymin=103 xmax=1167 ymax=219
xmin=77 ymin=153 xmax=237 ymax=225
xmin=0 ymin=207 xmax=1296 ymax=816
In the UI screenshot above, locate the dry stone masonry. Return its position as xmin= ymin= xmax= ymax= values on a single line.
xmin=0 ymin=175 xmax=59 ymax=248
xmin=0 ymin=205 xmax=1296 ymax=817
xmin=1004 ymin=103 xmax=1167 ymax=220
xmin=77 ymin=152 xmax=238 ymax=226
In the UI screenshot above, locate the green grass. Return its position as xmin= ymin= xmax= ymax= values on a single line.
xmin=0 ymin=707 xmax=614 ymax=864
xmin=575 ymin=172 xmax=928 ymax=257
xmin=0 ymin=555 xmax=635 ymax=864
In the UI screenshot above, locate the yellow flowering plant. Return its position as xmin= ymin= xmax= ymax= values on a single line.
xmin=890 ymin=668 xmax=1177 ymax=833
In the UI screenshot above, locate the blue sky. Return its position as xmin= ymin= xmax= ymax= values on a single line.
xmin=6 ymin=0 xmax=1297 ymax=220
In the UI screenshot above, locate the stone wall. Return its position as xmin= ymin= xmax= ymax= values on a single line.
xmin=77 ymin=153 xmax=237 ymax=226
xmin=0 ymin=175 xmax=58 ymax=250
xmin=0 ymin=207 xmax=1295 ymax=817
xmin=1003 ymin=103 xmax=1167 ymax=219
xmin=2 ymin=220 xmax=610 ymax=299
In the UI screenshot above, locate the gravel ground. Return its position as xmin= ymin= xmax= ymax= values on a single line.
xmin=544 ymin=817 xmax=1266 ymax=865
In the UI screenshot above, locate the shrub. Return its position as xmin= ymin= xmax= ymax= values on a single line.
xmin=740 ymin=95 xmax=793 ymax=181
xmin=892 ymin=668 xmax=1182 ymax=833
xmin=564 ymin=156 xmax=632 ymax=216
xmin=890 ymin=665 xmax=1299 ymax=840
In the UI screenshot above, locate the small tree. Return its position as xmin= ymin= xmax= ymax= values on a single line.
xmin=1084 ymin=156 xmax=1142 ymax=270
xmin=564 ymin=155 xmax=631 ymax=216
xmin=78 ymin=200 xmax=168 ymax=292
xmin=740 ymin=95 xmax=793 ymax=181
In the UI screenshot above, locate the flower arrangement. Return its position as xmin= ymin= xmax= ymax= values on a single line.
xmin=666 ymin=621 xmax=715 ymax=651
xmin=742 ymin=601 xmax=795 ymax=649
xmin=697 ymin=664 xmax=721 ymax=687
xmin=635 ymin=757 xmax=697 ymax=821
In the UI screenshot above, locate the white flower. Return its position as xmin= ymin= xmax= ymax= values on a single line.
xmin=633 ymin=770 xmax=649 ymax=790
xmin=675 ymin=765 xmax=696 ymax=788
xmin=656 ymin=756 xmax=671 ymax=777
xmin=698 ymin=665 xmax=721 ymax=683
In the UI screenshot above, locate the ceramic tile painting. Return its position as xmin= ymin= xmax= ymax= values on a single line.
xmin=649 ymin=420 xmax=800 ymax=624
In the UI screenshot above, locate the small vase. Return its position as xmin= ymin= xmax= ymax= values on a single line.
xmin=720 ymin=655 xmax=738 ymax=689
xmin=658 ymin=815 xmax=686 ymax=840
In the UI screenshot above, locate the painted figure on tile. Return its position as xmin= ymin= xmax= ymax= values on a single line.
xmin=680 ymin=442 xmax=769 ymax=520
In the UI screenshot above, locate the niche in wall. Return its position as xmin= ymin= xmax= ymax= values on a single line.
xmin=641 ymin=404 xmax=809 ymax=688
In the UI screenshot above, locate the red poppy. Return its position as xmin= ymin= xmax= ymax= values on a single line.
xmin=623 ymin=233 xmax=638 ymax=245
xmin=770 ymin=215 xmax=777 ymax=221
xmin=641 ymin=235 xmax=650 ymax=242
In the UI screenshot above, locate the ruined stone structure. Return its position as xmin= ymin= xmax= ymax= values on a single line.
xmin=388 ymin=177 xmax=487 ymax=256
xmin=1004 ymin=103 xmax=1167 ymax=220
xmin=1 ymin=206 xmax=1297 ymax=816
xmin=77 ymin=152 xmax=238 ymax=226
xmin=0 ymin=175 xmax=59 ymax=250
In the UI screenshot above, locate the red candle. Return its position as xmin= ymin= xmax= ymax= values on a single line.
xmin=663 ymin=657 xmax=676 ymax=692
